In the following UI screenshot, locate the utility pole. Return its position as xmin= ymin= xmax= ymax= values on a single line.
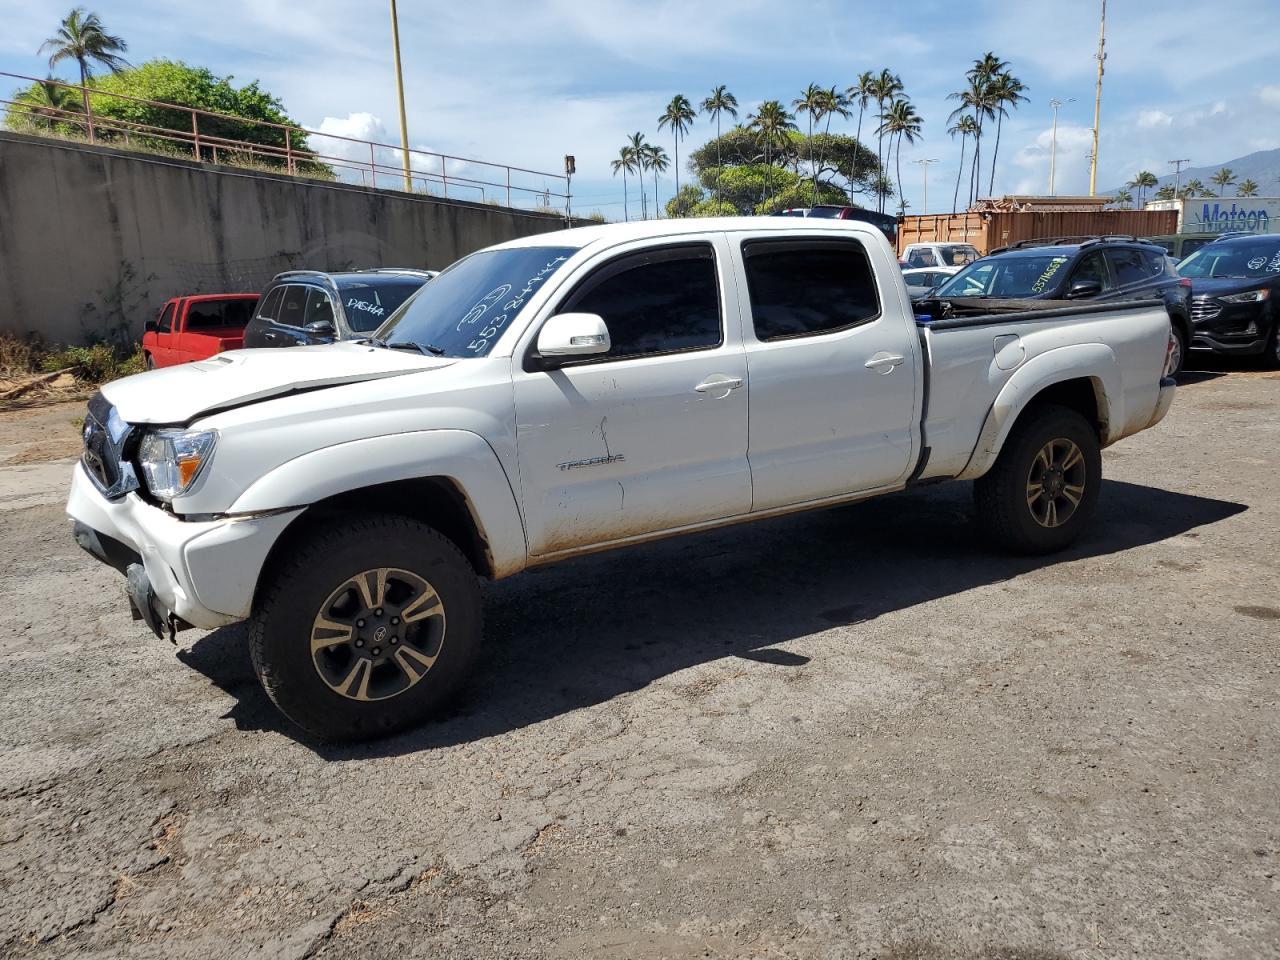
xmin=912 ymin=158 xmax=938 ymax=215
xmin=1169 ymin=158 xmax=1190 ymax=198
xmin=1048 ymin=97 xmax=1074 ymax=196
xmin=390 ymin=0 xmax=412 ymax=192
xmin=1088 ymin=0 xmax=1106 ymax=196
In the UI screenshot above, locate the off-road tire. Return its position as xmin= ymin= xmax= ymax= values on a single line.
xmin=249 ymin=514 xmax=482 ymax=741
xmin=974 ymin=404 xmax=1102 ymax=555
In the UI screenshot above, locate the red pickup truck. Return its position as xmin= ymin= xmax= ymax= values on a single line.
xmin=142 ymin=294 xmax=259 ymax=368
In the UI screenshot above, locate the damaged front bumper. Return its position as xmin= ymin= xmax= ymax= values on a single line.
xmin=66 ymin=463 xmax=301 ymax=635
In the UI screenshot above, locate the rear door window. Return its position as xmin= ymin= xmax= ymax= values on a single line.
xmin=1105 ymin=249 xmax=1153 ymax=287
xmin=255 ymin=286 xmax=285 ymax=321
xmin=742 ymin=238 xmax=880 ymax=341
xmin=1070 ymin=252 xmax=1114 ymax=292
xmin=277 ymin=285 xmax=309 ymax=327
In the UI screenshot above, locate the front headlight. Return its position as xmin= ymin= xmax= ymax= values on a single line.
xmin=1221 ymin=288 xmax=1270 ymax=303
xmin=137 ymin=428 xmax=216 ymax=501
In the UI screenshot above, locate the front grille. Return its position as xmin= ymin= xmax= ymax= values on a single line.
xmin=1190 ymin=297 xmax=1221 ymax=323
xmin=81 ymin=393 xmax=138 ymax=499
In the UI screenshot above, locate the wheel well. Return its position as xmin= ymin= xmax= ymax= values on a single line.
xmin=1023 ymin=377 xmax=1105 ymax=438
xmin=256 ymin=477 xmax=496 ymax=606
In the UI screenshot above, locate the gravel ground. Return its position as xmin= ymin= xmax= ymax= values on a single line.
xmin=0 ymin=361 xmax=1277 ymax=960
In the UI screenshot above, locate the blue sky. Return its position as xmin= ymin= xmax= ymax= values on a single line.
xmin=4 ymin=0 xmax=1280 ymax=218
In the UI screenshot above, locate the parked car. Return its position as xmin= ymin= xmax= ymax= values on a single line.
xmin=142 ymin=294 xmax=259 ymax=368
xmin=900 ymin=242 xmax=980 ymax=269
xmin=902 ymin=266 xmax=960 ymax=300
xmin=771 ymin=205 xmax=898 ymax=244
xmin=1143 ymin=231 xmax=1253 ymax=261
xmin=242 ymin=269 xmax=435 ymax=349
xmin=928 ymin=236 xmax=1194 ymax=374
xmin=1175 ymin=233 xmax=1280 ymax=367
xmin=68 ymin=217 xmax=1175 ymax=740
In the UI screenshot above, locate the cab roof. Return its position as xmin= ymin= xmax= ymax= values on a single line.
xmin=487 ymin=216 xmax=889 ymax=253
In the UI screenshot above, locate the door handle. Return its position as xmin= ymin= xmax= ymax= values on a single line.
xmin=864 ymin=353 xmax=905 ymax=374
xmin=694 ymin=375 xmax=744 ymax=393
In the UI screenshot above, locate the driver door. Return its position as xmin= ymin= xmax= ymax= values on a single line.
xmin=511 ymin=236 xmax=752 ymax=558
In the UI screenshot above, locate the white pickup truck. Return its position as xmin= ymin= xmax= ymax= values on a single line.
xmin=68 ymin=218 xmax=1177 ymax=740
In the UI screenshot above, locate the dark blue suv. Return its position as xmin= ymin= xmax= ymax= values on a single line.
xmin=930 ymin=236 xmax=1193 ymax=374
xmin=243 ymin=269 xmax=435 ymax=349
xmin=1175 ymin=234 xmax=1280 ymax=368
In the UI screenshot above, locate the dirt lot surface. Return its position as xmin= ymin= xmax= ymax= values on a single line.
xmin=1 ymin=363 xmax=1278 ymax=960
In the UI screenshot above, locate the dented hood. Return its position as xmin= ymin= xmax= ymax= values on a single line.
xmin=102 ymin=343 xmax=453 ymax=424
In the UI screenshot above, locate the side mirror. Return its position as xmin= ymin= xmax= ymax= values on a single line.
xmin=304 ymin=319 xmax=335 ymax=337
xmin=536 ymin=313 xmax=611 ymax=362
xmin=1067 ymin=279 xmax=1102 ymax=299
xmin=144 ymin=319 xmax=158 ymax=333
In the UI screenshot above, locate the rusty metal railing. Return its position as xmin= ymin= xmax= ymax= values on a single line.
xmin=0 ymin=71 xmax=570 ymax=213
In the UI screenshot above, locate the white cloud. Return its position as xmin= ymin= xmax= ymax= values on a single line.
xmin=1137 ymin=110 xmax=1173 ymax=129
xmin=1261 ymin=85 xmax=1280 ymax=107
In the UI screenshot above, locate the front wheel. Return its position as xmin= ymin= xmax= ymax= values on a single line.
xmin=974 ymin=404 xmax=1102 ymax=555
xmin=1262 ymin=316 xmax=1280 ymax=370
xmin=249 ymin=514 xmax=482 ymax=741
xmin=1169 ymin=324 xmax=1187 ymax=377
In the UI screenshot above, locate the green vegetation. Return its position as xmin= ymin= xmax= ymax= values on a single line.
xmin=0 ymin=332 xmax=144 ymax=386
xmin=947 ymin=54 xmax=1028 ymax=210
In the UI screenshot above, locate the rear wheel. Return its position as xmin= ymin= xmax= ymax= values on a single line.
xmin=249 ymin=514 xmax=482 ymax=741
xmin=1169 ymin=324 xmax=1187 ymax=377
xmin=974 ymin=404 xmax=1102 ymax=555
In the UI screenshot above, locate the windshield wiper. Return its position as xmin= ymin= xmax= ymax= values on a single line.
xmin=365 ymin=337 xmax=445 ymax=356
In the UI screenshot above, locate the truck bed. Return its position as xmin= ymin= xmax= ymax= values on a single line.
xmin=914 ymin=300 xmax=1172 ymax=482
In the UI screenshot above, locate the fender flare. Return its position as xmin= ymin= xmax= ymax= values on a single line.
xmin=229 ymin=429 xmax=527 ymax=578
xmin=956 ymin=343 xmax=1120 ymax=481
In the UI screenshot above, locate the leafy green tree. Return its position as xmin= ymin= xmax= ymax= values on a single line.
xmin=1127 ymin=170 xmax=1157 ymax=205
xmin=658 ymin=94 xmax=696 ymax=199
xmin=700 ymin=86 xmax=738 ymax=209
xmin=793 ymin=83 xmax=833 ymax=199
xmin=626 ymin=132 xmax=649 ymax=217
xmin=6 ymin=76 xmax=82 ymax=134
xmin=1153 ymin=184 xmax=1176 ymax=201
xmin=1111 ymin=189 xmax=1133 ymax=208
xmin=1210 ymin=167 xmax=1236 ymax=194
xmin=848 ymin=71 xmax=875 ymax=157
xmin=40 ymin=7 xmax=128 ymax=139
xmin=1180 ymin=179 xmax=1206 ymax=199
xmin=747 ymin=100 xmax=797 ymax=205
xmin=1237 ymin=178 xmax=1259 ymax=197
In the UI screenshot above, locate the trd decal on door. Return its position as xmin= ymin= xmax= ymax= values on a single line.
xmin=556 ymin=454 xmax=626 ymax=471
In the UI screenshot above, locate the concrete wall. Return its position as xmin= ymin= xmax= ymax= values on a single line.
xmin=0 ymin=131 xmax=578 ymax=345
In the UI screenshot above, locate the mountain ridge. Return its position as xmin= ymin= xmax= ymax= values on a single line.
xmin=1107 ymin=147 xmax=1280 ymax=197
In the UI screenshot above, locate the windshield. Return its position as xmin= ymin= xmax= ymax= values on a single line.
xmin=338 ymin=278 xmax=429 ymax=332
xmin=935 ymin=254 xmax=1071 ymax=298
xmin=1177 ymin=239 xmax=1280 ymax=279
xmin=375 ymin=246 xmax=577 ymax=356
xmin=938 ymin=245 xmax=980 ymax=266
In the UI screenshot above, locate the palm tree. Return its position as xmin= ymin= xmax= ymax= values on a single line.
xmin=814 ymin=85 xmax=851 ymax=195
xmin=879 ymin=98 xmax=922 ymax=212
xmin=1153 ymin=184 xmax=1177 ymax=201
xmin=1127 ymin=170 xmax=1157 ymax=205
xmin=793 ymin=83 xmax=828 ymax=200
xmin=626 ymin=132 xmax=648 ymax=218
xmin=17 ymin=76 xmax=83 ymax=132
xmin=39 ymin=7 xmax=129 ymax=141
xmin=1181 ymin=178 xmax=1206 ymax=199
xmin=643 ymin=143 xmax=669 ymax=218
xmin=611 ymin=145 xmax=637 ymax=222
xmin=1238 ymin=178 xmax=1260 ymax=197
xmin=1210 ymin=167 xmax=1237 ymax=195
xmin=747 ymin=100 xmax=796 ymax=206
xmin=986 ymin=70 xmax=1028 ymax=195
xmin=700 ymin=85 xmax=738 ymax=209
xmin=1112 ymin=189 xmax=1133 ymax=208
xmin=658 ymin=94 xmax=696 ymax=199
xmin=868 ymin=69 xmax=904 ymax=211
xmin=965 ymin=53 xmax=1007 ymax=201
xmin=948 ymin=114 xmax=978 ymax=214
xmin=948 ymin=75 xmax=996 ymax=206
xmin=848 ymin=70 xmax=875 ymax=154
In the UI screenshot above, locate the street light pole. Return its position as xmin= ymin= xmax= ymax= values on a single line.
xmin=912 ymin=158 xmax=938 ymax=215
xmin=390 ymin=0 xmax=412 ymax=193
xmin=1048 ymin=97 xmax=1074 ymax=196
xmin=1169 ymin=158 xmax=1190 ymax=199
xmin=1088 ymin=0 xmax=1107 ymax=196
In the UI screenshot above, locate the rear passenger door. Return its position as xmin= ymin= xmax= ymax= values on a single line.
xmin=271 ymin=285 xmax=313 ymax=346
xmin=243 ymin=287 xmax=285 ymax=348
xmin=735 ymin=233 xmax=921 ymax=512
xmin=1104 ymin=247 xmax=1167 ymax=303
